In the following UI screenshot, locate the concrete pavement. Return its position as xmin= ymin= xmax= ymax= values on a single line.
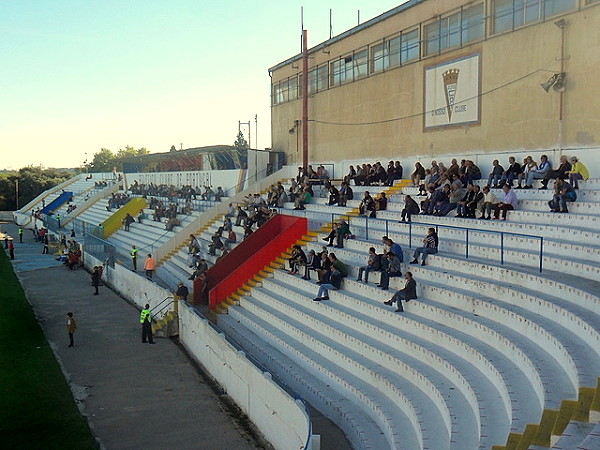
xmin=1 ymin=221 xmax=264 ymax=450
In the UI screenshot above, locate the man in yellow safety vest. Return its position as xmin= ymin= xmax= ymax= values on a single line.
xmin=130 ymin=245 xmax=138 ymax=271
xmin=140 ymin=304 xmax=154 ymax=344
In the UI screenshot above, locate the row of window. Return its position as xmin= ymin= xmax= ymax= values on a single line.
xmin=272 ymin=0 xmax=583 ymax=105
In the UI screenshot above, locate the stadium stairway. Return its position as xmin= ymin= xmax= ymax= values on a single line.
xmin=211 ymin=177 xmax=600 ymax=449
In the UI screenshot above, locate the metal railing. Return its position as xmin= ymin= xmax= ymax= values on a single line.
xmin=277 ymin=207 xmax=545 ymax=273
xmin=150 ymin=296 xmax=175 ymax=320
xmin=84 ymin=234 xmax=117 ymax=268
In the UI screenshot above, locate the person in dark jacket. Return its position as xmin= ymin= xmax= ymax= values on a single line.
xmin=91 ymin=266 xmax=101 ymax=295
xmin=401 ymin=195 xmax=420 ymax=222
xmin=383 ymin=271 xmax=417 ymax=312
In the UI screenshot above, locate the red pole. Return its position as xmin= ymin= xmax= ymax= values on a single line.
xmin=302 ymin=29 xmax=309 ymax=170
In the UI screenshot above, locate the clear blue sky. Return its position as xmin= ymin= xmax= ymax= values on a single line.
xmin=0 ymin=0 xmax=404 ymax=169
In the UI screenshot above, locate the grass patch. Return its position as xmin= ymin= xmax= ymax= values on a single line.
xmin=0 ymin=249 xmax=97 ymax=449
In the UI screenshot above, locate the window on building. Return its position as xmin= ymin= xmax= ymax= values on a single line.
xmin=272 ymin=76 xmax=299 ymax=105
xmin=371 ymin=41 xmax=387 ymax=72
xmin=425 ymin=4 xmax=484 ymax=55
xmin=372 ymin=29 xmax=419 ymax=73
xmin=493 ymin=0 xmax=574 ymax=33
xmin=288 ymin=77 xmax=298 ymax=101
xmin=353 ymin=49 xmax=368 ymax=79
xmin=400 ymin=29 xmax=420 ymax=63
xmin=462 ymin=4 xmax=485 ymax=42
xmin=544 ymin=0 xmax=576 ymax=17
xmin=331 ymin=55 xmax=355 ymax=86
xmin=307 ymin=65 xmax=329 ymax=94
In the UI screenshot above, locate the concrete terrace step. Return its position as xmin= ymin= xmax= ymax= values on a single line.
xmin=237 ymin=292 xmax=425 ymax=450
xmin=266 ymin=270 xmax=517 ymax=445
xmin=253 ymin=278 xmax=479 ymax=449
xmin=217 ymin=311 xmax=390 ymax=450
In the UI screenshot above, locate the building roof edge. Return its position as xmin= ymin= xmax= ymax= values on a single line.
xmin=268 ymin=0 xmax=426 ymax=74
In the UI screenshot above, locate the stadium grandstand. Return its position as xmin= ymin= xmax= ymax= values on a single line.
xmin=11 ymin=0 xmax=600 ymax=449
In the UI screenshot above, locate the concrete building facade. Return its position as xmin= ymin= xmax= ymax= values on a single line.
xmin=269 ymin=0 xmax=600 ymax=165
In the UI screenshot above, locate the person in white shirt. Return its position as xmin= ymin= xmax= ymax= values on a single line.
xmin=524 ymin=155 xmax=551 ymax=188
xmin=479 ymin=186 xmax=498 ymax=220
xmin=493 ymin=184 xmax=517 ymax=220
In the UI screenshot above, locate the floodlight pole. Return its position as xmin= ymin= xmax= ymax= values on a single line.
xmin=302 ymin=29 xmax=309 ymax=171
xmin=557 ymin=20 xmax=566 ymax=151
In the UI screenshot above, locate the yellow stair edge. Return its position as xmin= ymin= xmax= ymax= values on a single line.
xmin=551 ymin=399 xmax=578 ymax=438
xmin=590 ymin=378 xmax=600 ymax=422
xmin=573 ymin=386 xmax=596 ymax=422
xmin=515 ymin=424 xmax=538 ymax=450
xmin=503 ymin=432 xmax=522 ymax=450
xmin=531 ymin=409 xmax=559 ymax=447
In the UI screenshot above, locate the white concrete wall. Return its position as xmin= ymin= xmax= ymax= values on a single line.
xmin=84 ymin=253 xmax=175 ymax=316
xmin=124 ymin=170 xmax=243 ymax=196
xmin=179 ymin=303 xmax=313 ymax=450
xmin=82 ymin=251 xmax=313 ymax=450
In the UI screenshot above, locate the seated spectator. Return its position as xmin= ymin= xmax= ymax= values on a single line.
xmin=243 ymin=224 xmax=254 ymax=239
xmin=345 ymin=165 xmax=357 ymax=184
xmin=276 ymin=187 xmax=288 ymax=208
xmin=418 ymin=169 xmax=432 ymax=195
xmin=431 ymin=185 xmax=451 ymax=216
xmin=316 ymin=249 xmax=332 ymax=284
xmin=137 ymin=209 xmax=146 ymax=223
xmin=401 ymin=195 xmax=420 ymax=222
xmin=165 ymin=216 xmax=181 ymax=231
xmin=436 ymin=183 xmax=464 ymax=216
xmin=524 ymin=154 xmax=551 ymax=188
xmin=378 ymin=252 xmax=402 ymax=290
xmin=540 ymin=155 xmax=571 ymax=189
xmin=410 ymin=228 xmax=439 ymax=266
xmin=224 ymin=229 xmax=237 ymax=248
xmin=383 ymin=272 xmax=417 ymax=312
xmin=302 ymin=249 xmax=320 ymax=280
xmin=487 ymin=160 xmax=504 ymax=188
xmin=461 ymin=160 xmax=482 ymax=186
xmin=374 ymin=192 xmax=388 ymax=217
xmin=566 ymin=156 xmax=589 ymax=189
xmin=411 ymin=162 xmax=426 ymax=187
xmin=479 ymin=186 xmax=498 ymax=220
xmin=225 ymin=203 xmax=236 ymax=218
xmin=327 ymin=185 xmax=340 ymax=206
xmin=338 ymin=182 xmax=353 ymax=206
xmin=313 ymin=253 xmax=346 ymax=301
xmin=465 ymin=185 xmax=483 ymax=218
xmin=215 ymin=187 xmax=225 ymax=201
xmin=287 ymin=244 xmax=307 ymax=275
xmin=189 ymin=259 xmax=208 ymax=280
xmin=382 ymin=236 xmax=403 ymax=262
xmin=516 ymin=156 xmax=537 ymax=188
xmin=493 ymin=184 xmax=517 ymax=220
xmin=293 ymin=187 xmax=312 ymax=210
xmin=548 ymin=178 xmax=577 ymax=213
xmin=235 ymin=206 xmax=248 ymax=226
xmin=358 ymin=191 xmax=375 ymax=216
xmin=208 ymin=234 xmax=224 ymax=256
xmin=356 ymin=247 xmax=381 ymax=284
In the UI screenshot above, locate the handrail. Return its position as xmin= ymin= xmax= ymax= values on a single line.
xmin=150 ymin=296 xmax=174 ymax=319
xmin=277 ymin=206 xmax=546 ymax=273
xmin=62 ymin=182 xmax=120 ymax=227
xmin=17 ymin=173 xmax=84 ymax=214
xmin=127 ymin=194 xmax=223 ymax=254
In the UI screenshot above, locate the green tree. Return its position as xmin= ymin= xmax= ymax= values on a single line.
xmin=233 ymin=131 xmax=249 ymax=151
xmin=90 ymin=148 xmax=116 ymax=173
xmin=116 ymin=146 xmax=149 ymax=159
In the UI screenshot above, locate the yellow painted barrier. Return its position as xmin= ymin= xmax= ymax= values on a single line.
xmin=101 ymin=197 xmax=147 ymax=239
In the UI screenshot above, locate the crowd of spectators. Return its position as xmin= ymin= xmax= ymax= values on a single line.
xmin=129 ymin=182 xmax=225 ymax=202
